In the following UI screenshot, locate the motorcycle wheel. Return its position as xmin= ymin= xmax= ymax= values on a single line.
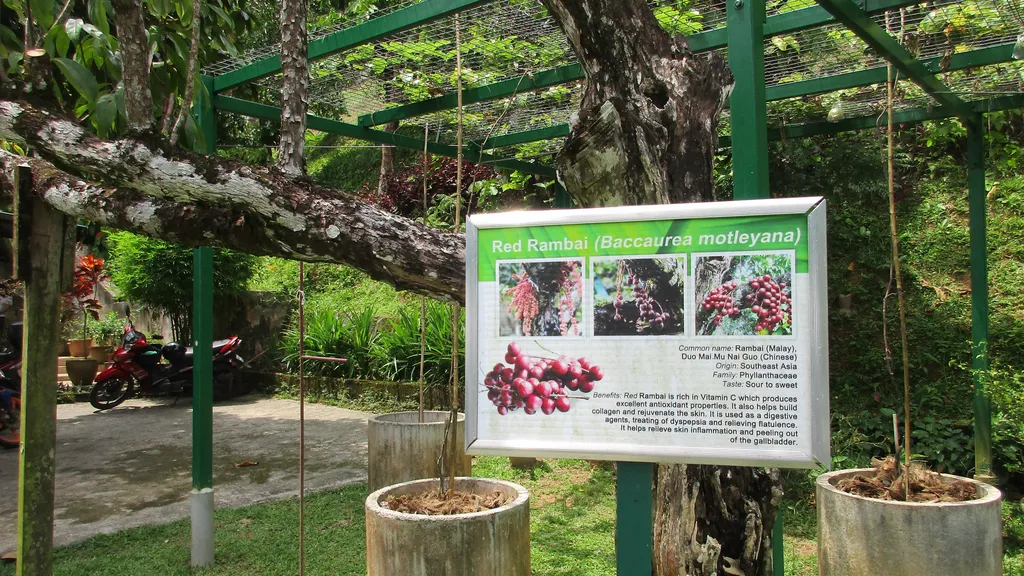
xmin=0 ymin=394 xmax=20 ymax=449
xmin=90 ymin=377 xmax=133 ymax=411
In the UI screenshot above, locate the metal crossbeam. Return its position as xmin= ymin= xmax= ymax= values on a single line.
xmin=716 ymin=94 xmax=1024 ymax=147
xmin=813 ymin=0 xmax=973 ymax=120
xmin=355 ymin=0 xmax=924 ymax=127
xmin=213 ymin=96 xmax=555 ymax=177
xmin=359 ymin=65 xmax=583 ymax=127
xmin=465 ymin=43 xmax=1016 ymax=152
xmin=213 ymin=0 xmax=491 ymax=92
xmin=766 ymin=43 xmax=1015 ymax=102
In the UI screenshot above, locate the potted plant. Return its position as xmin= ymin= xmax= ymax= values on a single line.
xmin=88 ymin=311 xmax=123 ymax=363
xmin=817 ymin=92 xmax=1002 ymax=575
xmin=62 ymin=255 xmax=106 ymax=389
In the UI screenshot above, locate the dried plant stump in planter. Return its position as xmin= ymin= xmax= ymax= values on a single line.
xmin=367 ymin=411 xmax=472 ymax=493
xmin=366 ymin=477 xmax=530 ymax=575
xmin=817 ymin=468 xmax=1002 ymax=576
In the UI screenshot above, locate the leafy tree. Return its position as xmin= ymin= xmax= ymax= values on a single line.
xmin=105 ymin=232 xmax=255 ymax=343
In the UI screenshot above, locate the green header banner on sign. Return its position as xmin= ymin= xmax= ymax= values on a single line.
xmin=477 ymin=214 xmax=809 ymax=281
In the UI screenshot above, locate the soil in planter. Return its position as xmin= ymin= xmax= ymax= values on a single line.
xmin=383 ymin=490 xmax=509 ymax=515
xmin=837 ymin=456 xmax=978 ymax=503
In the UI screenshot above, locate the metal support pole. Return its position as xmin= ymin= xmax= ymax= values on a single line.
xmin=727 ymin=0 xmax=770 ymax=199
xmin=553 ymin=181 xmax=571 ymax=209
xmin=726 ymin=1 xmax=783 ymax=571
xmin=616 ymin=462 xmax=653 ymax=575
xmin=967 ymin=115 xmax=993 ymax=483
xmin=191 ymin=75 xmax=217 ymax=568
xmin=14 ymin=167 xmax=67 ymax=576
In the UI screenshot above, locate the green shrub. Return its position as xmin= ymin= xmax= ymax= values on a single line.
xmin=372 ymin=299 xmax=465 ymax=395
xmin=281 ymin=306 xmax=384 ymax=379
xmin=278 ymin=297 xmax=465 ymax=407
xmin=88 ymin=312 xmax=126 ymax=347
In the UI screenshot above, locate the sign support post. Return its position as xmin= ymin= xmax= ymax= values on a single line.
xmin=616 ymin=462 xmax=654 ymax=575
xmin=727 ymin=0 xmax=783 ymax=571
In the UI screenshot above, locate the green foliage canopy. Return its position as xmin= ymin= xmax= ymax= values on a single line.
xmin=105 ymin=232 xmax=255 ymax=342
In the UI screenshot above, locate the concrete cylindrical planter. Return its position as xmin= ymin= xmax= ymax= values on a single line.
xmin=366 ymin=477 xmax=530 ymax=575
xmin=817 ymin=469 xmax=1003 ymax=576
xmin=367 ymin=411 xmax=472 ymax=493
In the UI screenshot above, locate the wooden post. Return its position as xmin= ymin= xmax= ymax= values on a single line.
xmin=14 ymin=165 xmax=69 ymax=576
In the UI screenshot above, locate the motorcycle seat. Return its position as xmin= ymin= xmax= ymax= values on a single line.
xmin=184 ymin=339 xmax=234 ymax=358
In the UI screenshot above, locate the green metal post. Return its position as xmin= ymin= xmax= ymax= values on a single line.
xmin=191 ymin=75 xmax=217 ymax=568
xmin=192 ymin=248 xmax=214 ymax=489
xmin=727 ymin=0 xmax=769 ymax=199
xmin=726 ymin=1 xmax=782 ymax=572
xmin=553 ymin=182 xmax=570 ymax=209
xmin=967 ymin=114 xmax=993 ymax=482
xmin=616 ymin=462 xmax=654 ymax=575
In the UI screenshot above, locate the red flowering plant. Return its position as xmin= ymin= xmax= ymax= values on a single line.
xmin=61 ymin=254 xmax=107 ymax=353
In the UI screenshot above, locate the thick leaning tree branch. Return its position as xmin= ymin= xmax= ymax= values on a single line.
xmin=0 ymin=99 xmax=465 ymax=302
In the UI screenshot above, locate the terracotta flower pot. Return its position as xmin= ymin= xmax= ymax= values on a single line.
xmin=67 ymin=338 xmax=93 ymax=358
xmin=89 ymin=345 xmax=113 ymax=363
xmin=65 ymin=358 xmax=99 ymax=389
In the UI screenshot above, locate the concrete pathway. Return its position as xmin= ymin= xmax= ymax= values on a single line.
xmin=0 ymin=396 xmax=369 ymax=554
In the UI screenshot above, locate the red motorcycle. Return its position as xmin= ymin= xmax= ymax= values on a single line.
xmin=0 ymin=321 xmax=22 ymax=448
xmin=90 ymin=311 xmax=247 ymax=411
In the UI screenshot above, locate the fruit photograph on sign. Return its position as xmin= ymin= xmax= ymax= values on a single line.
xmin=694 ymin=253 xmax=795 ymax=337
xmin=592 ymin=256 xmax=687 ymax=336
xmin=482 ymin=342 xmax=605 ymax=416
xmin=498 ymin=260 xmax=584 ymax=337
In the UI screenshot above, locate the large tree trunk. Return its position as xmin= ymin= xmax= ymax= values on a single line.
xmin=539 ymin=1 xmax=781 ymax=574
xmin=541 ymin=0 xmax=732 ymax=207
xmin=278 ymin=0 xmax=309 ymax=176
xmin=0 ymin=100 xmax=465 ymax=302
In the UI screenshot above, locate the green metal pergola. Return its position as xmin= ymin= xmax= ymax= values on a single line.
xmin=185 ymin=0 xmax=1021 ymax=570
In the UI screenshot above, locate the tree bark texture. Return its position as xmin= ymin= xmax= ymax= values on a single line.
xmin=110 ymin=0 xmax=154 ymax=131
xmin=654 ymin=465 xmax=781 ymax=576
xmin=376 ymin=121 xmax=400 ymax=201
xmin=278 ymin=0 xmax=309 ymax=177
xmin=0 ymin=99 xmax=465 ymax=302
xmin=539 ymin=1 xmax=781 ymax=574
xmin=540 ymin=0 xmax=733 ymax=207
xmin=169 ymin=0 xmax=202 ymax=146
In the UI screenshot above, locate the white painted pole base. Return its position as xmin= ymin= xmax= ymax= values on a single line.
xmin=190 ymin=488 xmax=215 ymax=568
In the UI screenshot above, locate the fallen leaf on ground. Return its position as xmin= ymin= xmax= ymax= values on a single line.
xmin=234 ymin=461 xmax=259 ymax=467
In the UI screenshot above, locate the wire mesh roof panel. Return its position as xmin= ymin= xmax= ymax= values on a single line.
xmin=209 ymin=0 xmax=1024 ymax=153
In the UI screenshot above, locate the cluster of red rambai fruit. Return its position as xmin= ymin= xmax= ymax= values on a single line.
xmin=484 ymin=343 xmax=604 ymax=416
xmin=701 ymin=280 xmax=743 ymax=326
xmin=701 ymin=275 xmax=792 ymax=332
xmin=743 ymin=276 xmax=790 ymax=332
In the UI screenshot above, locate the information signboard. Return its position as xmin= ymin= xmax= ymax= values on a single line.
xmin=465 ymin=198 xmax=829 ymax=468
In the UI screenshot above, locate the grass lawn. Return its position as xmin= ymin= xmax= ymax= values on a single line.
xmin=2 ymin=458 xmax=1020 ymax=575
